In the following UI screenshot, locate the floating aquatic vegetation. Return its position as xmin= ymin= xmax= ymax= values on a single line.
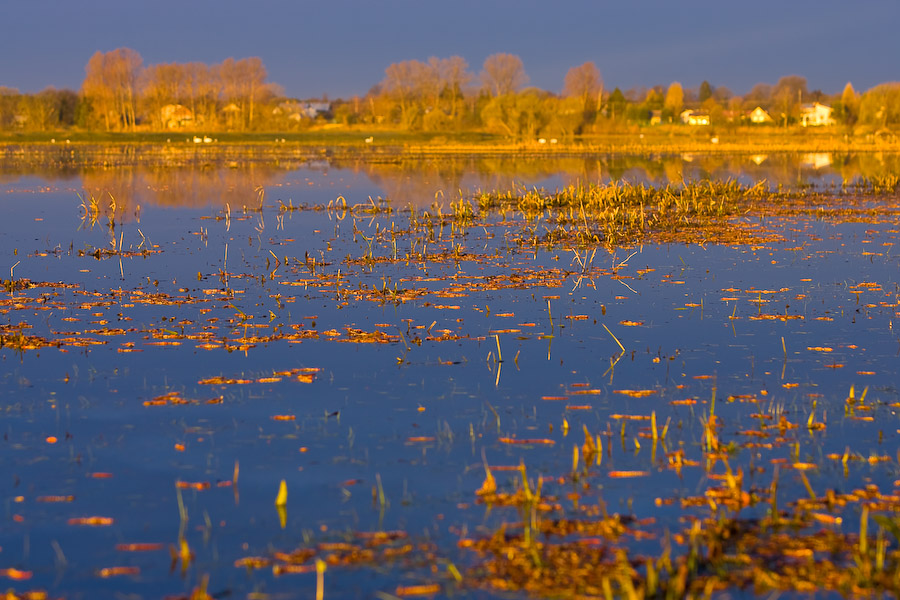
xmin=4 ymin=159 xmax=900 ymax=599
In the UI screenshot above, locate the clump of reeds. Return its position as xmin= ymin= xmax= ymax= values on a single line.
xmin=466 ymin=179 xmax=770 ymax=245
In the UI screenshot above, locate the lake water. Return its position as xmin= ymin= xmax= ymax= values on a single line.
xmin=2 ymin=149 xmax=900 ymax=598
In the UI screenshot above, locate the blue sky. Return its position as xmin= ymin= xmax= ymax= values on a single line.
xmin=2 ymin=0 xmax=897 ymax=98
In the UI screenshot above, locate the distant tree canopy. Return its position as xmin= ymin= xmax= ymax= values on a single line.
xmin=663 ymin=82 xmax=684 ymax=120
xmin=607 ymin=88 xmax=627 ymax=121
xmin=379 ymin=56 xmax=473 ymax=130
xmin=859 ymin=82 xmax=900 ymax=128
xmin=77 ymin=48 xmax=278 ymax=132
xmin=771 ymin=75 xmax=808 ymax=124
xmin=562 ymin=62 xmax=603 ymax=133
xmin=0 ymin=46 xmax=897 ymax=134
xmin=563 ymin=62 xmax=602 ymax=103
xmin=837 ymin=82 xmax=860 ymax=125
xmin=82 ymin=48 xmax=143 ymax=131
xmin=481 ymin=53 xmax=528 ymax=97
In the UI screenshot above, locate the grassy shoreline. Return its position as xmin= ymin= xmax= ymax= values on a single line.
xmin=1 ymin=128 xmax=898 ymax=155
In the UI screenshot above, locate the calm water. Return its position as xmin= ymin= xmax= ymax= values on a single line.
xmin=1 ymin=150 xmax=900 ymax=598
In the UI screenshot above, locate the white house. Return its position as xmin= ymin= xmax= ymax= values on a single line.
xmin=800 ymin=102 xmax=835 ymax=127
xmin=680 ymin=109 xmax=710 ymax=126
xmin=272 ymin=100 xmax=332 ymax=121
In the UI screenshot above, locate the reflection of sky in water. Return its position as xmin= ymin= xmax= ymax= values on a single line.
xmin=1 ymin=157 xmax=900 ymax=597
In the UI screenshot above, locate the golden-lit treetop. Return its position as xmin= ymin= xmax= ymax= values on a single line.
xmin=481 ymin=53 xmax=528 ymax=97
xmin=664 ymin=82 xmax=684 ymax=116
xmin=563 ymin=62 xmax=602 ymax=101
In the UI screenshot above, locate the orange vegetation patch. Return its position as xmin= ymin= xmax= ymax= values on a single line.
xmin=498 ymin=437 xmax=555 ymax=445
xmin=97 ymin=566 xmax=140 ymax=578
xmin=198 ymin=376 xmax=254 ymax=385
xmin=272 ymin=564 xmax=317 ymax=575
xmin=608 ymin=471 xmax=650 ymax=478
xmin=396 ymin=584 xmax=441 ymax=596
xmin=68 ymin=516 xmax=114 ymax=526
xmin=116 ymin=543 xmax=164 ymax=552
xmin=175 ymin=481 xmax=210 ymax=490
xmin=0 ymin=568 xmax=32 ymax=580
xmin=613 ymin=389 xmax=658 ymax=398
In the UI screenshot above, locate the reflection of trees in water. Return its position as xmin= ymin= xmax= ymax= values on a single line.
xmin=851 ymin=152 xmax=900 ymax=182
xmin=359 ymin=156 xmax=607 ymax=206
xmin=336 ymin=152 xmax=900 ymax=207
xmin=80 ymin=165 xmax=284 ymax=219
xmin=662 ymin=158 xmax=684 ymax=183
xmin=5 ymin=151 xmax=900 ymax=214
xmin=362 ymin=158 xmax=468 ymax=206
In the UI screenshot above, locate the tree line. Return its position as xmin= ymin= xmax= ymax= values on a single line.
xmin=1 ymin=47 xmax=900 ymax=135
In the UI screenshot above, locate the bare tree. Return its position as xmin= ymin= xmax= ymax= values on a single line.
xmin=82 ymin=52 xmax=115 ymax=130
xmin=744 ymin=82 xmax=773 ymax=110
xmin=481 ymin=53 xmax=528 ymax=97
xmin=17 ymin=88 xmax=59 ymax=131
xmin=218 ymin=58 xmax=244 ymax=129
xmin=108 ymin=48 xmax=142 ymax=131
xmin=383 ymin=59 xmax=428 ymax=129
xmin=82 ymin=48 xmax=143 ymax=131
xmin=142 ymin=63 xmax=185 ymax=128
xmin=238 ymin=57 xmax=267 ymax=129
xmin=772 ymin=75 xmax=808 ymax=126
xmin=563 ymin=62 xmax=602 ymax=107
xmin=185 ymin=62 xmax=216 ymax=127
xmin=442 ymin=56 xmax=472 ymax=119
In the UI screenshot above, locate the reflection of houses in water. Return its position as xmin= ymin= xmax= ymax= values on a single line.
xmin=23 ymin=150 xmax=900 ymax=221
xmin=800 ymin=153 xmax=833 ymax=169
